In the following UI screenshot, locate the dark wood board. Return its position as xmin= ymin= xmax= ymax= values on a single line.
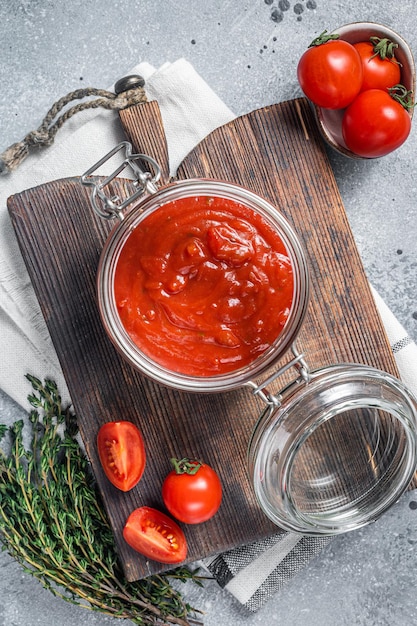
xmin=7 ymin=98 xmax=400 ymax=582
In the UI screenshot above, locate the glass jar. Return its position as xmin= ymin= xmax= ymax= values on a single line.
xmin=96 ymin=176 xmax=310 ymax=393
xmin=248 ymin=364 xmax=417 ymax=535
xmin=82 ymin=143 xmax=417 ymax=536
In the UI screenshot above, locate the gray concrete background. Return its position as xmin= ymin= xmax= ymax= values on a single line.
xmin=1 ymin=0 xmax=417 ymax=624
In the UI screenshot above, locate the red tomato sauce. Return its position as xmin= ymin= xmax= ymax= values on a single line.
xmin=114 ymin=195 xmax=294 ymax=376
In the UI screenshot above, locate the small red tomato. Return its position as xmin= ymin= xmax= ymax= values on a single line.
xmin=123 ymin=506 xmax=187 ymax=564
xmin=342 ymin=87 xmax=412 ymax=158
xmin=354 ymin=37 xmax=401 ymax=92
xmin=97 ymin=421 xmax=146 ymax=492
xmin=162 ymin=458 xmax=222 ymax=524
xmin=297 ymin=32 xmax=363 ymax=109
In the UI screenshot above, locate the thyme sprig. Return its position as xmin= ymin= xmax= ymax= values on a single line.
xmin=0 ymin=374 xmax=204 ymax=626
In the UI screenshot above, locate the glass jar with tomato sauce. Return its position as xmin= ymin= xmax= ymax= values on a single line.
xmin=96 ymin=176 xmax=309 ymax=392
xmin=82 ymin=143 xmax=417 ymax=537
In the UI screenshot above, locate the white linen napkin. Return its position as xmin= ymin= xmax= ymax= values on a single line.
xmin=1 ymin=58 xmax=416 ymax=612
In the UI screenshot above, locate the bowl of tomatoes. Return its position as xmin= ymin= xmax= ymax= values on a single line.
xmin=297 ymin=22 xmax=415 ymax=159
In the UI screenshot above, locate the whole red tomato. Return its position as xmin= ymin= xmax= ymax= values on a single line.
xmin=354 ymin=37 xmax=401 ymax=92
xmin=123 ymin=506 xmax=187 ymax=564
xmin=97 ymin=421 xmax=146 ymax=492
xmin=162 ymin=458 xmax=222 ymax=524
xmin=342 ymin=87 xmax=412 ymax=158
xmin=297 ymin=31 xmax=363 ymax=109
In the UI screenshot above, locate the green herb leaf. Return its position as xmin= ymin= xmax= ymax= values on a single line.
xmin=0 ymin=376 xmax=204 ymax=626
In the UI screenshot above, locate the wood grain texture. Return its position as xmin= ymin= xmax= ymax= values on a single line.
xmin=119 ymin=100 xmax=170 ymax=185
xmin=7 ymin=98 xmax=402 ymax=581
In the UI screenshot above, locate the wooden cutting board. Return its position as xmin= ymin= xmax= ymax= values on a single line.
xmin=7 ymin=97 xmax=399 ymax=582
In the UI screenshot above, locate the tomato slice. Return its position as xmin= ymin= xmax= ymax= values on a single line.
xmin=97 ymin=421 xmax=146 ymax=492
xmin=123 ymin=507 xmax=187 ymax=564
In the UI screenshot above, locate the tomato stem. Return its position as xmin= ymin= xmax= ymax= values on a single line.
xmin=369 ymin=36 xmax=401 ymax=65
xmin=170 ymin=457 xmax=202 ymax=475
xmin=388 ymin=84 xmax=415 ymax=110
xmin=308 ymin=30 xmax=340 ymax=48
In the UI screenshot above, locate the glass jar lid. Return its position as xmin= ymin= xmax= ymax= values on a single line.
xmin=248 ymin=363 xmax=417 ymax=535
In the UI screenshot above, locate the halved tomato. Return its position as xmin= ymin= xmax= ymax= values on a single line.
xmin=123 ymin=506 xmax=187 ymax=564
xmin=97 ymin=421 xmax=146 ymax=492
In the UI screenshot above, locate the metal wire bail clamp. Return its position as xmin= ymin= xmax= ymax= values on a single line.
xmin=80 ymin=141 xmax=161 ymax=220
